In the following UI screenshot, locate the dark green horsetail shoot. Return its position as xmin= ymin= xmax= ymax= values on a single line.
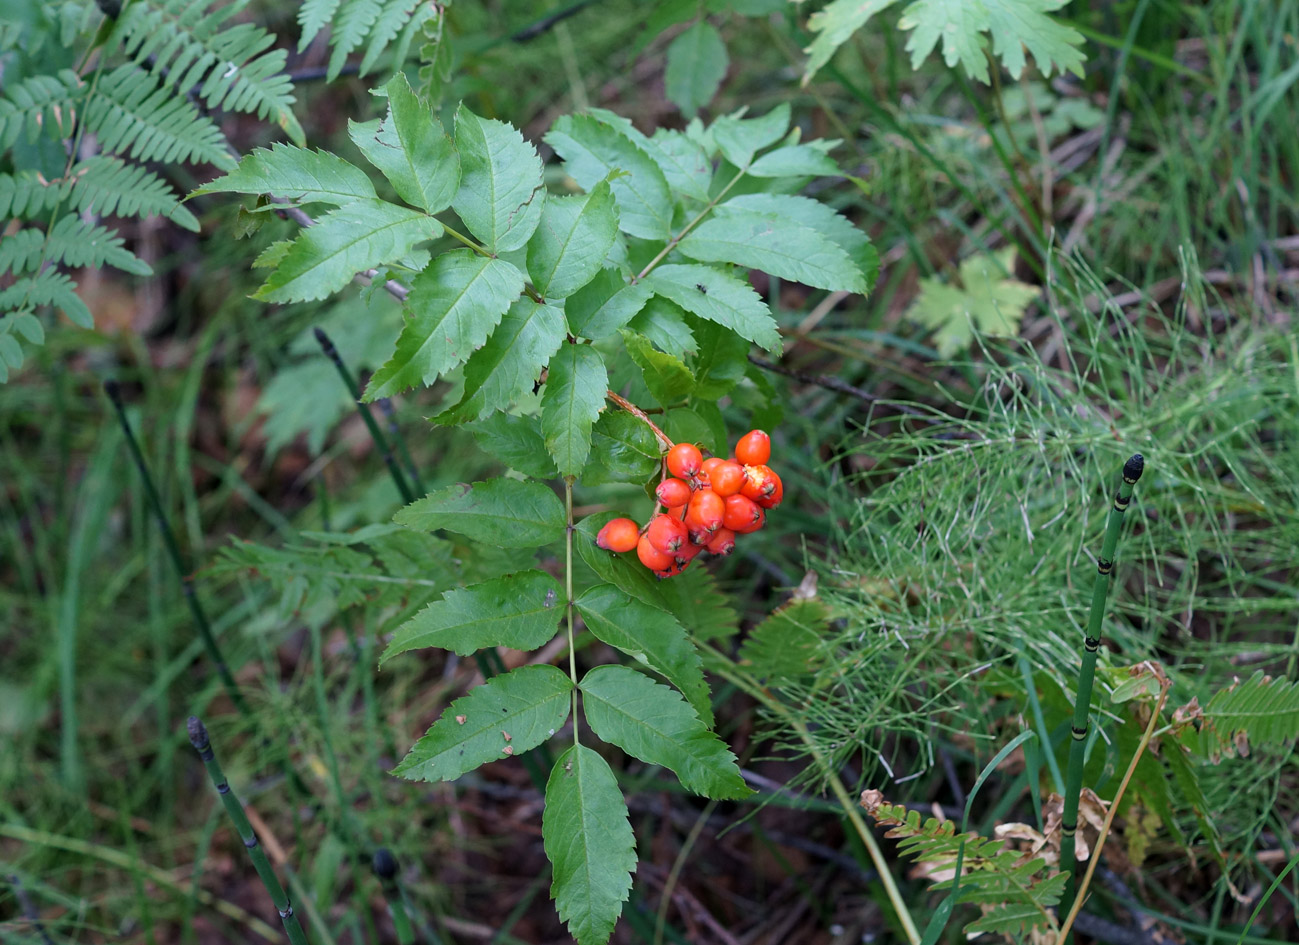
xmin=104 ymin=380 xmax=251 ymax=717
xmin=187 ymin=717 xmax=312 ymax=945
xmin=372 ymin=848 xmax=417 ymax=945
xmin=1060 ymin=454 xmax=1145 ymax=911
xmin=313 ymin=327 xmax=417 ymax=504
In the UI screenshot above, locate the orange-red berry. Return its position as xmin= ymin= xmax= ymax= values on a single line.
xmin=709 ymin=460 xmax=745 ymax=498
xmin=700 ymin=456 xmax=726 ymax=479
xmin=653 ymin=559 xmax=689 ymax=579
xmin=666 ymin=443 xmax=703 ymax=479
xmin=741 ymin=464 xmax=779 ymax=503
xmin=723 ymin=494 xmax=763 ymax=532
xmin=735 ymin=429 xmax=771 ymax=466
xmin=655 ymin=478 xmax=692 ymax=509
xmin=646 ymin=513 xmax=688 ymax=554
xmin=685 ymin=488 xmax=725 ymax=539
xmin=706 ymin=529 xmax=736 ymax=556
xmin=596 ymin=517 xmax=640 ymax=553
xmin=675 ymin=541 xmax=705 ymax=564
xmin=637 ymin=533 xmax=675 ymax=571
xmin=755 ymin=469 xmax=783 ymax=509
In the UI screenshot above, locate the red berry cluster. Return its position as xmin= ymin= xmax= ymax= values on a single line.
xmin=595 ymin=429 xmax=783 ymax=579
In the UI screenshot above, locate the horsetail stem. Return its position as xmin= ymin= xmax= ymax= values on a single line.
xmin=1060 ymin=454 xmax=1145 ymax=913
xmin=186 ymin=716 xmax=311 ymax=945
xmin=313 ymin=328 xmax=416 ymax=504
xmin=104 ymin=380 xmax=251 ymax=718
xmin=376 ymin=397 xmax=427 ymax=496
xmin=372 ymin=849 xmax=417 ymax=945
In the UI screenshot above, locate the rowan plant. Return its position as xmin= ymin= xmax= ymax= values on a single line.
xmin=191 ymin=72 xmax=876 ymax=942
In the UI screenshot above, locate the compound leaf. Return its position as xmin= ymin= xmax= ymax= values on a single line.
xmin=906 ymin=248 xmax=1039 ymax=357
xmin=393 ymin=664 xmax=573 ymax=781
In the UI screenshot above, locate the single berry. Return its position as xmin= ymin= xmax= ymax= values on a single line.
xmin=735 ymin=429 xmax=771 ymax=466
xmin=653 ymin=559 xmax=689 ymax=579
xmin=674 ymin=541 xmax=705 ymax=567
xmin=656 ymin=478 xmax=692 ymax=509
xmin=706 ymin=529 xmax=736 ymax=556
xmin=723 ymin=494 xmax=763 ymax=532
xmin=735 ymin=505 xmax=765 ymax=534
xmin=596 ymin=517 xmax=640 ymax=553
xmin=666 ymin=442 xmax=703 ymax=479
xmin=741 ymin=464 xmax=779 ymax=502
xmin=754 ymin=470 xmax=783 ymax=509
xmin=685 ymin=488 xmax=725 ymax=538
xmin=637 ymin=533 xmax=675 ymax=571
xmin=709 ymin=460 xmax=745 ymax=498
xmin=700 ymin=456 xmax=726 ymax=479
xmin=646 ymin=513 xmax=688 ymax=554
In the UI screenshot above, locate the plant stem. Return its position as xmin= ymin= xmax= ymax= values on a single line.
xmin=376 ymin=398 xmax=427 ymax=495
xmin=698 ymin=644 xmax=921 ymax=945
xmin=372 ymin=849 xmax=418 ymax=945
xmin=1061 ymin=454 xmax=1145 ymax=913
xmin=313 ymin=328 xmax=416 ymax=504
xmin=605 ymin=389 xmax=674 ymax=451
xmin=633 ymin=171 xmax=746 ymax=284
xmin=186 ymin=716 xmax=311 ymax=945
xmin=565 ymin=476 xmax=580 ymax=744
xmin=104 ymin=380 xmax=251 ymax=717
xmin=1056 ymin=671 xmax=1169 ymax=943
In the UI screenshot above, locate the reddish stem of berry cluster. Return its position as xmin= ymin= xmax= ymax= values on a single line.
xmin=594 ymin=429 xmax=783 ymax=579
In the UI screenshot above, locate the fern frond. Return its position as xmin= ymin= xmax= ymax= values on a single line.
xmin=358 ymin=0 xmax=421 ymax=76
xmin=1180 ymin=671 xmax=1299 ymax=760
xmin=327 ymin=0 xmax=383 ymax=80
xmin=862 ymin=798 xmax=1062 ymax=937
xmin=0 ymin=171 xmax=63 ymax=218
xmin=0 ymin=228 xmax=47 ymax=274
xmin=85 ymin=64 xmax=235 ymax=168
xmin=298 ymin=0 xmax=344 ymax=51
xmin=0 ymin=218 xmax=149 ymax=277
xmin=64 ymin=156 xmax=200 ymax=230
xmin=115 ymin=0 xmax=303 ymax=143
xmin=0 ymin=69 xmax=83 ymax=150
xmin=0 ymin=269 xmax=92 ymax=328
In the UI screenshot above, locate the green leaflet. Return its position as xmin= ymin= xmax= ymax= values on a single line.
xmin=545 ymin=114 xmax=673 ymax=241
xmin=678 ymin=212 xmax=868 ymax=293
xmin=747 ymin=143 xmax=842 ymax=178
xmin=906 ymin=248 xmax=1039 ymax=357
xmin=436 ymin=298 xmax=568 ymax=426
xmin=253 ymin=199 xmax=441 ymax=303
xmin=580 ymin=665 xmax=750 ymax=799
xmin=393 ymin=664 xmax=573 ymax=781
xmin=574 ymin=514 xmax=670 ymax=610
xmin=664 ymin=20 xmax=728 ymax=118
xmin=464 ymin=412 xmax=560 ymax=479
xmin=451 ymin=105 xmax=545 ymax=252
xmin=626 ymin=296 xmax=694 ymax=360
xmin=394 ymin=477 xmax=566 ymax=548
xmin=380 ymin=570 xmax=564 ymax=661
xmin=649 ymin=264 xmax=781 ymax=352
xmin=715 ymin=193 xmax=878 ymax=289
xmin=349 ymin=73 xmax=459 ymax=214
xmin=710 ymin=103 xmax=789 ymax=169
xmin=565 ymin=268 xmax=653 ymax=340
xmin=643 ymin=128 xmax=712 ymax=203
xmin=583 ymin=410 xmax=661 ymax=487
xmin=688 ymin=317 xmax=749 ymax=400
xmin=541 ymin=344 xmax=608 ymax=476
xmin=803 ymin=0 xmax=896 ymax=84
xmin=543 ymin=744 xmax=637 ymax=945
xmin=434 ymin=297 xmax=567 ymax=424
xmin=575 ymin=584 xmax=712 ymax=726
xmin=364 ymin=250 xmax=525 ymax=400
xmin=526 ymin=180 xmax=620 ymax=299
xmin=191 ymin=143 xmax=377 ymax=206
xmin=620 ymin=329 xmax=695 ymax=407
